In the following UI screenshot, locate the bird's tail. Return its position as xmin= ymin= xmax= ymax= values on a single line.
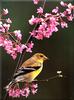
xmin=4 ymin=80 xmax=15 ymax=91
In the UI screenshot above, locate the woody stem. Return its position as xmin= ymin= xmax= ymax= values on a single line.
xmin=13 ymin=0 xmax=47 ymax=74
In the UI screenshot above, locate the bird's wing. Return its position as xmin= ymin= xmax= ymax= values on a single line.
xmin=13 ymin=66 xmax=40 ymax=79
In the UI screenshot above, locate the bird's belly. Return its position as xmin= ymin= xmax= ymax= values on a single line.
xmin=25 ymin=66 xmax=43 ymax=82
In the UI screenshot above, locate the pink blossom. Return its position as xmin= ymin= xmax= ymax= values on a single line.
xmin=16 ymin=44 xmax=27 ymax=53
xmin=31 ymin=88 xmax=38 ymax=94
xmin=0 ymin=21 xmax=4 ymax=32
xmin=31 ymin=83 xmax=38 ymax=88
xmin=52 ymin=7 xmax=59 ymax=13
xmin=37 ymin=7 xmax=43 ymax=14
xmin=44 ymin=13 xmax=51 ymax=17
xmin=66 ymin=8 xmax=71 ymax=14
xmin=13 ymin=89 xmax=20 ymax=98
xmin=0 ymin=28 xmax=5 ymax=33
xmin=41 ymin=22 xmax=47 ymax=28
xmin=0 ymin=21 xmax=2 ymax=26
xmin=29 ymin=15 xmax=42 ymax=25
xmin=4 ymin=39 xmax=13 ymax=54
xmin=33 ymin=0 xmax=39 ymax=5
xmin=3 ymin=8 xmax=8 ymax=15
xmin=31 ymin=83 xmax=38 ymax=94
xmin=60 ymin=1 xmax=65 ymax=6
xmin=6 ymin=18 xmax=12 ymax=23
xmin=8 ymin=89 xmax=15 ymax=97
xmin=20 ymin=87 xmax=30 ymax=98
xmin=29 ymin=30 xmax=36 ymax=36
xmin=8 ymin=88 xmax=20 ymax=98
xmin=29 ymin=15 xmax=34 ymax=25
xmin=11 ymin=53 xmax=17 ymax=60
xmin=11 ymin=44 xmax=26 ymax=59
xmin=0 ymin=25 xmax=5 ymax=33
xmin=44 ymin=28 xmax=52 ymax=38
xmin=38 ymin=23 xmax=47 ymax=31
xmin=3 ymin=39 xmax=17 ymax=59
xmin=60 ymin=12 xmax=65 ymax=17
xmin=67 ymin=15 xmax=73 ymax=21
xmin=35 ymin=33 xmax=43 ymax=40
xmin=67 ymin=3 xmax=74 ymax=10
xmin=4 ymin=39 xmax=13 ymax=47
xmin=27 ymin=41 xmax=34 ymax=49
xmin=60 ymin=1 xmax=67 ymax=7
xmin=3 ymin=23 xmax=10 ymax=31
xmin=26 ymin=41 xmax=34 ymax=53
xmin=61 ymin=21 xmax=68 ymax=28
xmin=29 ymin=15 xmax=35 ymax=25
xmin=14 ymin=30 xmax=22 ymax=40
xmin=68 ymin=3 xmax=72 ymax=9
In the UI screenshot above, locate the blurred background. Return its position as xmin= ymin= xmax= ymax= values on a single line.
xmin=1 ymin=0 xmax=74 ymax=100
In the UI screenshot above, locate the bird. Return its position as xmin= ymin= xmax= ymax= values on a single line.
xmin=5 ymin=53 xmax=48 ymax=90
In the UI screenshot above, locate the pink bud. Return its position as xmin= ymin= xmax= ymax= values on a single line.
xmin=3 ymin=8 xmax=8 ymax=15
xmin=6 ymin=18 xmax=12 ymax=23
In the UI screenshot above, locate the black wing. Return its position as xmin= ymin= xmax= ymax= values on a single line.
xmin=13 ymin=66 xmax=40 ymax=79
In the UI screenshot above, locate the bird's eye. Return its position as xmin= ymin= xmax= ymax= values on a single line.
xmin=40 ymin=55 xmax=43 ymax=57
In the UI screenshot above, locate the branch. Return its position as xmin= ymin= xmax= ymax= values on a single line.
xmin=33 ymin=74 xmax=63 ymax=82
xmin=3 ymin=1 xmax=46 ymax=100
xmin=13 ymin=0 xmax=47 ymax=74
xmin=8 ymin=32 xmax=19 ymax=44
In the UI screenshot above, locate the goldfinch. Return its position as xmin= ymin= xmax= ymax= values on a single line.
xmin=5 ymin=53 xmax=48 ymax=90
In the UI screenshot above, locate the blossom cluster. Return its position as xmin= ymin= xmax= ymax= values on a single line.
xmin=7 ymin=83 xmax=38 ymax=98
xmin=29 ymin=1 xmax=74 ymax=40
xmin=0 ymin=1 xmax=74 ymax=59
xmin=0 ymin=9 xmax=34 ymax=59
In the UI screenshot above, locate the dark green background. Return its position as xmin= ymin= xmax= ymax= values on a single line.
xmin=1 ymin=0 xmax=74 ymax=100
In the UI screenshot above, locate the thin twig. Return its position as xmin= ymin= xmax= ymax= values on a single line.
xmin=33 ymin=75 xmax=61 ymax=82
xmin=42 ymin=0 xmax=46 ymax=10
xmin=8 ymin=32 xmax=19 ymax=43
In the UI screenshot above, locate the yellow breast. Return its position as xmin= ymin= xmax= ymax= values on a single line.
xmin=31 ymin=66 xmax=43 ymax=79
xmin=25 ymin=65 xmax=43 ymax=82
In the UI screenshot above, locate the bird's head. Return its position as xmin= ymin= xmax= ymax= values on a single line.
xmin=32 ymin=53 xmax=48 ymax=63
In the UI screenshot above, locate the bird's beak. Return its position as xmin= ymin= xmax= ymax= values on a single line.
xmin=44 ymin=56 xmax=48 ymax=60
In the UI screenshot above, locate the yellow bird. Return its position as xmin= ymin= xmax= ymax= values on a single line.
xmin=5 ymin=53 xmax=48 ymax=90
